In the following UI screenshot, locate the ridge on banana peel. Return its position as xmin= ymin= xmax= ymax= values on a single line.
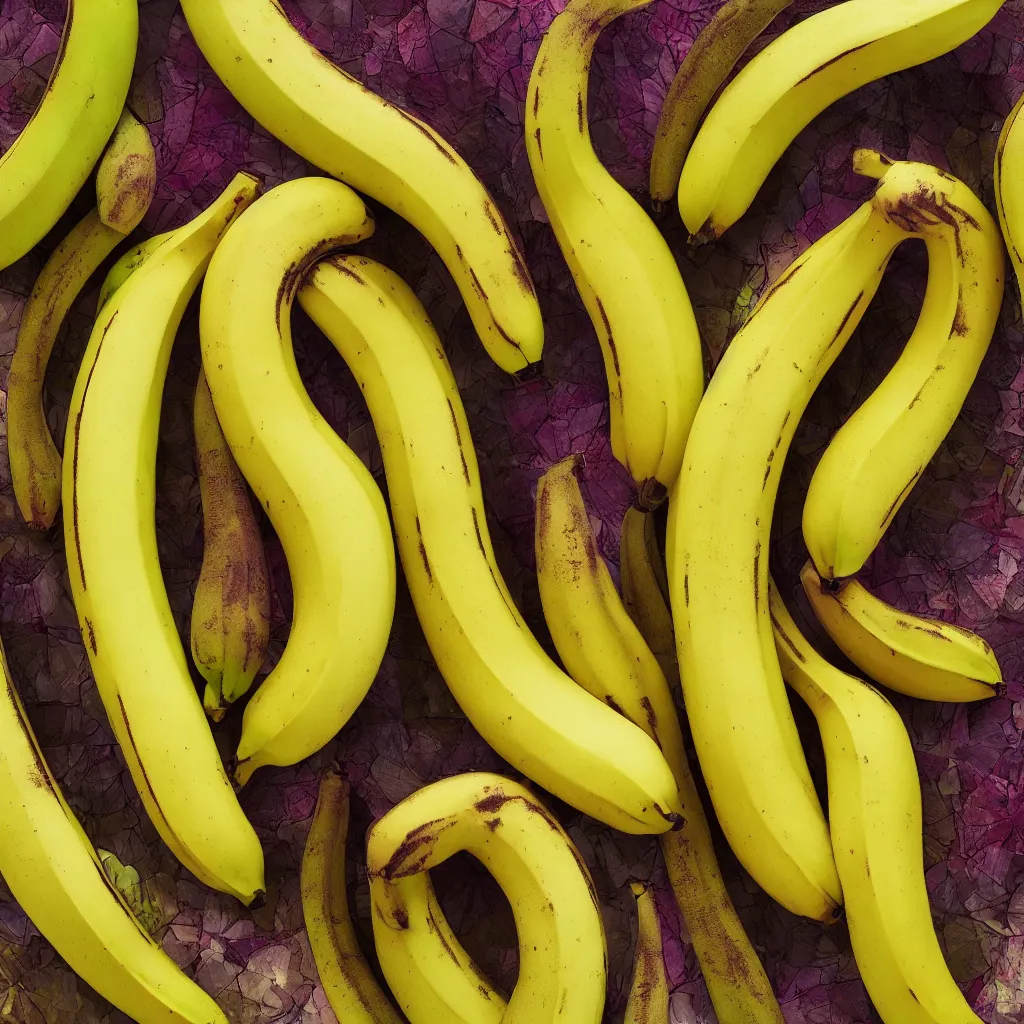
xmin=97 ymin=230 xmax=176 ymax=315
xmin=0 ymin=0 xmax=137 ymax=270
xmin=677 ymin=0 xmax=1003 ymax=239
xmin=0 ymin=637 xmax=229 ymax=1024
xmin=769 ymin=582 xmax=982 ymax=1024
xmin=800 ymin=560 xmax=1001 ymax=703
xmin=996 ymin=90 xmax=1024 ymax=300
xmin=525 ymin=0 xmax=704 ymax=504
xmin=803 ymin=153 xmax=1004 ymax=579
xmin=179 ymin=0 xmax=542 ymax=374
xmin=625 ymin=881 xmax=671 ymax=1024
xmin=198 ymin=178 xmax=395 ymax=786
xmin=367 ymin=773 xmax=607 ymax=1024
xmin=297 ymin=255 xmax=683 ymax=834
xmin=63 ymin=175 xmax=265 ymax=905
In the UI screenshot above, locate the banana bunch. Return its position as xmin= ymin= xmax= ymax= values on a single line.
xmin=63 ymin=175 xmax=265 ymax=904
xmin=675 ymin=0 xmax=1003 ymax=239
xmin=9 ymin=108 xmax=157 ymax=530
xmin=525 ymin=0 xmax=704 ymax=504
xmin=198 ymin=177 xmax=395 ymax=785
xmin=367 ymin=773 xmax=607 ymax=1023
xmin=297 ymin=254 xmax=682 ymax=833
xmin=770 ymin=583 xmax=981 ymax=1024
xmin=0 ymin=0 xmax=137 ymax=270
xmin=624 ymin=881 xmax=670 ymax=1024
xmin=996 ymin=90 xmax=1024 ymax=298
xmin=178 ymin=0 xmax=542 ymax=374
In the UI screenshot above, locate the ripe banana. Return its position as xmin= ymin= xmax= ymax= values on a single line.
xmin=803 ymin=155 xmax=1004 ymax=579
xmin=300 ymin=772 xmax=402 ymax=1024
xmin=96 ymin=107 xmax=158 ymax=233
xmin=191 ymin=367 xmax=270 ymax=722
xmin=677 ymin=0 xmax=1003 ymax=238
xmin=770 ymin=582 xmax=981 ymax=1024
xmin=0 ymin=637 xmax=228 ymax=1024
xmin=800 ymin=560 xmax=1001 ymax=702
xmin=97 ymin=230 xmax=175 ymax=314
xmin=525 ymin=0 xmax=704 ymax=503
xmin=297 ymin=255 xmax=682 ymax=834
xmin=995 ymin=90 xmax=1024 ymax=299
xmin=198 ymin=178 xmax=395 ymax=786
xmin=625 ymin=881 xmax=670 ymax=1024
xmin=535 ymin=458 xmax=784 ymax=1024
xmin=63 ymin=173 xmax=265 ymax=905
xmin=0 ymin=0 xmax=137 ymax=270
xmin=178 ymin=0 xmax=542 ymax=375
xmin=367 ymin=773 xmax=607 ymax=1024
xmin=649 ymin=0 xmax=796 ymax=204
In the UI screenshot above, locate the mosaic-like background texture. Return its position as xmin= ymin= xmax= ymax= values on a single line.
xmin=1 ymin=0 xmax=1024 ymax=1020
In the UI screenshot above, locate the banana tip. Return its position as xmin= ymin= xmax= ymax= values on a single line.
xmin=248 ymin=889 xmax=267 ymax=911
xmin=636 ymin=479 xmax=668 ymax=512
xmin=513 ymin=360 xmax=545 ymax=384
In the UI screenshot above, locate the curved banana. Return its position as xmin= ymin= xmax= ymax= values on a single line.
xmin=995 ymin=90 xmax=1024 ymax=298
xmin=96 ymin=107 xmax=157 ymax=233
xmin=178 ymin=0 xmax=542 ymax=375
xmin=677 ymin=0 xmax=1003 ymax=239
xmin=800 ymin=561 xmax=1000 ymax=702
xmin=0 ymin=637 xmax=228 ymax=1024
xmin=625 ymin=881 xmax=670 ymax=1024
xmin=298 ymin=255 xmax=682 ymax=834
xmin=367 ymin=773 xmax=606 ymax=1024
xmin=198 ymin=178 xmax=395 ymax=786
xmin=649 ymin=0 xmax=796 ymax=205
xmin=97 ymin=230 xmax=175 ymax=314
xmin=770 ymin=583 xmax=981 ymax=1024
xmin=191 ymin=367 xmax=270 ymax=722
xmin=301 ymin=772 xmax=402 ymax=1023
xmin=0 ymin=0 xmax=137 ymax=269
xmin=525 ymin=0 xmax=704 ymax=503
xmin=63 ymin=174 xmax=265 ymax=905
xmin=803 ymin=156 xmax=1004 ymax=578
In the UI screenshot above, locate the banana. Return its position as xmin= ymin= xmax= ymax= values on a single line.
xmin=197 ymin=178 xmax=395 ymax=786
xmin=178 ymin=0 xmax=542 ymax=375
xmin=0 ymin=636 xmax=228 ymax=1024
xmin=769 ymin=582 xmax=981 ymax=1024
xmin=535 ymin=458 xmax=784 ymax=1024
xmin=297 ymin=255 xmax=683 ymax=834
xmin=649 ymin=0 xmax=796 ymax=205
xmin=301 ymin=772 xmax=402 ymax=1023
xmin=367 ymin=773 xmax=607 ymax=1024
xmin=995 ymin=90 xmax=1024 ymax=299
xmin=803 ymin=154 xmax=1004 ymax=579
xmin=63 ymin=173 xmax=265 ymax=905
xmin=800 ymin=560 xmax=1001 ymax=702
xmin=677 ymin=0 xmax=1003 ymax=239
xmin=0 ymin=0 xmax=137 ymax=270
xmin=191 ymin=367 xmax=270 ymax=722
xmin=96 ymin=107 xmax=157 ymax=233
xmin=624 ymin=881 xmax=670 ymax=1024
xmin=97 ymin=230 xmax=175 ymax=314
xmin=525 ymin=0 xmax=704 ymax=502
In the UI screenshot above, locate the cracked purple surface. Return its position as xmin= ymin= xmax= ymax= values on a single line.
xmin=1 ymin=0 xmax=1024 ymax=1021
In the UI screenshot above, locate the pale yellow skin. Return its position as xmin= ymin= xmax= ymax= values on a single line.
xmin=625 ymin=882 xmax=670 ymax=1024
xmin=995 ymin=90 xmax=1024 ymax=300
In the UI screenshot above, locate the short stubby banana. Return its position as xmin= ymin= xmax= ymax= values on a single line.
xmin=677 ymin=0 xmax=1003 ymax=238
xmin=0 ymin=638 xmax=228 ymax=1024
xmin=97 ymin=231 xmax=175 ymax=315
xmin=198 ymin=178 xmax=395 ymax=786
xmin=770 ymin=583 xmax=982 ymax=1024
xmin=996 ymin=90 xmax=1024 ymax=298
xmin=803 ymin=157 xmax=1004 ymax=579
xmin=63 ymin=174 xmax=265 ymax=905
xmin=179 ymin=0 xmax=542 ymax=375
xmin=96 ymin=107 xmax=158 ymax=233
xmin=0 ymin=0 xmax=137 ymax=269
xmin=801 ymin=561 xmax=1001 ymax=702
xmin=526 ymin=0 xmax=703 ymax=503
xmin=367 ymin=773 xmax=607 ymax=1024
xmin=298 ymin=255 xmax=683 ymax=834
xmin=625 ymin=881 xmax=670 ymax=1024
xmin=192 ymin=368 xmax=271 ymax=722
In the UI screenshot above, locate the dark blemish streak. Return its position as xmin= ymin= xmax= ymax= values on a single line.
xmin=394 ymin=106 xmax=459 ymax=165
xmin=795 ymin=41 xmax=872 ymax=87
xmin=414 ymin=516 xmax=433 ymax=584
xmin=879 ymin=469 xmax=921 ymax=529
xmin=593 ymin=295 xmax=619 ymax=375
xmin=770 ymin=613 xmax=806 ymax=663
xmin=446 ymin=398 xmax=472 ymax=484
xmin=84 ymin=617 xmax=97 ymax=655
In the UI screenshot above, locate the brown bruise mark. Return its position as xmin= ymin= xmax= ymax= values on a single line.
xmin=761 ymin=448 xmax=775 ymax=491
xmin=683 ymin=573 xmax=690 ymax=607
xmin=468 ymin=265 xmax=488 ymax=301
xmin=879 ymin=468 xmax=922 ymax=529
xmin=593 ymin=294 xmax=619 ymax=375
xmin=829 ymin=290 xmax=865 ymax=351
xmin=470 ymin=507 xmax=487 ymax=557
xmin=568 ymin=840 xmax=603 ymax=916
xmin=474 ymin=790 xmax=562 ymax=834
xmin=639 ymin=696 xmax=660 ymax=746
xmin=532 ymin=88 xmax=540 ymax=119
xmin=115 ymin=694 xmax=168 ymax=826
xmin=102 ymin=153 xmax=156 ymax=233
xmin=488 ymin=561 xmax=521 ymax=623
xmin=379 ymin=819 xmax=456 ymax=880
xmin=484 ymin=817 xmax=501 ymax=832
xmin=881 ymin=184 xmax=981 ymax=263
xmin=446 ymin=398 xmax=472 ymax=484
xmin=770 ymin=612 xmax=806 ymax=664
xmin=752 ymin=540 xmax=762 ymax=608
xmin=414 ymin=515 xmax=433 ymax=585
xmin=576 ymin=93 xmax=584 ymax=133
xmin=277 ymin=231 xmax=373 ymax=330
xmin=606 ymin=695 xmax=625 ymax=715
xmin=951 ymin=285 xmax=969 ymax=336
xmin=392 ymin=906 xmax=410 ymax=929
xmin=325 ymin=256 xmax=369 ymax=285
xmin=794 ymin=41 xmax=873 ymax=87
xmin=83 ymin=616 xmax=98 ymax=655
xmin=392 ymin=105 xmax=459 ymax=165
xmin=534 ymin=126 xmax=543 ymax=161
xmin=426 ymin=899 xmax=461 ymax=965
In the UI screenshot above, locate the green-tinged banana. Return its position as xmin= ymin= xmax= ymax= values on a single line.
xmin=301 ymin=772 xmax=402 ymax=1024
xmin=803 ymin=153 xmax=1004 ymax=579
xmin=996 ymin=90 xmax=1024 ymax=299
xmin=625 ymin=881 xmax=670 ymax=1024
xmin=525 ymin=0 xmax=703 ymax=504
xmin=649 ymin=0 xmax=796 ymax=204
xmin=0 ymin=0 xmax=137 ymax=270
xmin=97 ymin=230 xmax=175 ymax=314
xmin=535 ymin=457 xmax=784 ymax=1024
xmin=178 ymin=0 xmax=542 ymax=375
xmin=96 ymin=107 xmax=157 ymax=233
xmin=800 ymin=560 xmax=1000 ymax=702
xmin=63 ymin=173 xmax=265 ymax=905
xmin=298 ymin=255 xmax=683 ymax=834
xmin=677 ymin=0 xmax=1003 ymax=238
xmin=0 ymin=636 xmax=228 ymax=1024
xmin=770 ymin=582 xmax=982 ymax=1024
xmin=367 ymin=773 xmax=606 ymax=1024
xmin=192 ymin=367 xmax=270 ymax=722
xmin=198 ymin=178 xmax=395 ymax=786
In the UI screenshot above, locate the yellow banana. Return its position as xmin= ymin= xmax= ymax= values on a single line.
xmin=625 ymin=881 xmax=670 ymax=1024
xmin=97 ymin=230 xmax=175 ymax=315
xmin=996 ymin=89 xmax=1024 ymax=299
xmin=96 ymin=107 xmax=157 ymax=233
